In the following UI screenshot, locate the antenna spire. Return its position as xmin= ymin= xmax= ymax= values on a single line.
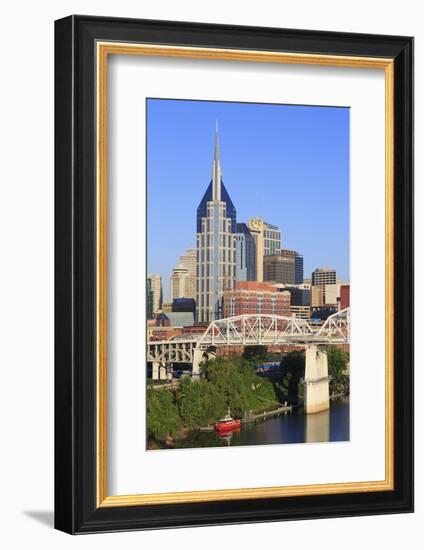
xmin=214 ymin=120 xmax=219 ymax=161
xmin=212 ymin=121 xmax=221 ymax=201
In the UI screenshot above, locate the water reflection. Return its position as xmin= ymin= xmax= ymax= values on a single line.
xmin=306 ymin=409 xmax=329 ymax=443
xmin=156 ymin=398 xmax=349 ymax=449
xmin=217 ymin=429 xmax=240 ymax=446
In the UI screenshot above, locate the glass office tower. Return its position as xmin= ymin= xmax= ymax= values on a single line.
xmin=294 ymin=253 xmax=304 ymax=284
xmin=235 ymin=223 xmax=256 ymax=282
xmin=196 ymin=124 xmax=237 ymax=322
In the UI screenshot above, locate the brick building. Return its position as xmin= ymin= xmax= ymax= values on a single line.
xmin=340 ymin=284 xmax=350 ymax=309
xmin=222 ymin=281 xmax=291 ymax=318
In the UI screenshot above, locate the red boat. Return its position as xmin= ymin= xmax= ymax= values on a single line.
xmin=215 ymin=410 xmax=241 ymax=433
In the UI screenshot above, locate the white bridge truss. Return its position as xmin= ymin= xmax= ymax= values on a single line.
xmin=198 ymin=308 xmax=350 ymax=346
xmin=147 ymin=308 xmax=350 ymax=364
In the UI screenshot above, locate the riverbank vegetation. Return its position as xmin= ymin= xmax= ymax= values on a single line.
xmin=326 ymin=346 xmax=350 ymax=396
xmin=147 ymin=387 xmax=182 ymax=441
xmin=280 ymin=350 xmax=305 ymax=403
xmin=147 ymin=346 xmax=350 ymax=445
xmin=147 ymin=356 xmax=281 ymax=444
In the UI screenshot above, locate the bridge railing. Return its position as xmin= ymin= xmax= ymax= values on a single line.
xmin=147 ymin=309 xmax=351 ymax=349
xmin=196 ymin=312 xmax=350 ymax=346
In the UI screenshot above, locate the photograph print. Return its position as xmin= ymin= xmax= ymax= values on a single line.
xmin=146 ymin=98 xmax=350 ymax=451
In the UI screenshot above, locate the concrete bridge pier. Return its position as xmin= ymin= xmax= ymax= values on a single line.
xmin=304 ymin=345 xmax=330 ymax=414
xmin=152 ymin=362 xmax=168 ymax=380
xmin=152 ymin=362 xmax=159 ymax=380
xmin=192 ymin=347 xmax=216 ymax=378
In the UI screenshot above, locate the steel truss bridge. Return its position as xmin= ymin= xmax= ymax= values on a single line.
xmin=147 ymin=308 xmax=350 ymax=366
xmin=197 ymin=308 xmax=350 ymax=346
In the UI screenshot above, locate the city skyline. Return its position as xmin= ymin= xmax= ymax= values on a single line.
xmin=147 ymin=98 xmax=350 ymax=299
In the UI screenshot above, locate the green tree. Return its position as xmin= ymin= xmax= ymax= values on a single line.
xmin=175 ymin=376 xmax=226 ymax=428
xmin=326 ymin=345 xmax=350 ymax=395
xmin=282 ymin=350 xmax=304 ymax=371
xmin=242 ymin=345 xmax=268 ymax=366
xmin=205 ymin=356 xmax=279 ymax=418
xmin=327 ymin=346 xmax=349 ymax=379
xmin=148 ymin=356 xmax=286 ymax=439
xmin=146 ymin=387 xmax=181 ymax=440
xmin=280 ymin=350 xmax=305 ymax=404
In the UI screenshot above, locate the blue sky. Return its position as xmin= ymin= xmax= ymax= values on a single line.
xmin=147 ymin=98 xmax=349 ymax=300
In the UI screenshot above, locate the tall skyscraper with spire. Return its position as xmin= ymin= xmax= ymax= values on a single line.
xmin=196 ymin=124 xmax=237 ymax=322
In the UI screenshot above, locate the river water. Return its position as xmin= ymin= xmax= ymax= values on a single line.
xmin=172 ymin=398 xmax=349 ymax=449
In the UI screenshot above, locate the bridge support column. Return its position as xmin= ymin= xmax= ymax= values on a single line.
xmin=159 ymin=363 xmax=167 ymax=380
xmin=192 ymin=348 xmax=216 ymax=378
xmin=192 ymin=348 xmax=203 ymax=378
xmin=304 ymin=345 xmax=330 ymax=414
xmin=152 ymin=362 xmax=168 ymax=380
xmin=152 ymin=362 xmax=159 ymax=380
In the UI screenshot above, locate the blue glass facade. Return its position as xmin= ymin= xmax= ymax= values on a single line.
xmin=295 ymin=254 xmax=304 ymax=284
xmin=196 ymin=180 xmax=237 ymax=234
xmin=235 ymin=223 xmax=256 ymax=281
xmin=286 ymin=287 xmax=310 ymax=306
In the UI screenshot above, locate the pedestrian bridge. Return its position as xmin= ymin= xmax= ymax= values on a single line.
xmin=197 ymin=308 xmax=350 ymax=347
xmin=147 ymin=308 xmax=350 ymax=360
xmin=147 ymin=309 xmax=350 ymax=414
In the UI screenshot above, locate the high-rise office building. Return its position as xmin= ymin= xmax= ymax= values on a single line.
xmin=311 ymin=268 xmax=337 ymax=304
xmin=169 ymin=248 xmax=197 ymax=302
xmin=263 ymin=222 xmax=282 ymax=256
xmin=169 ymin=265 xmax=195 ymax=301
xmin=285 ymin=286 xmax=311 ymax=306
xmin=323 ymin=283 xmax=340 ymax=306
xmin=294 ymin=253 xmax=304 ymax=284
xmin=264 ymin=252 xmax=294 ymax=284
xmin=235 ymin=223 xmax=256 ymax=281
xmin=311 ymin=285 xmax=324 ymax=307
xmin=172 ymin=248 xmax=197 ymax=300
xmin=196 ymin=124 xmax=237 ymax=322
xmin=179 ymin=248 xmax=197 ymax=275
xmin=263 ymin=249 xmax=302 ymax=285
xmin=147 ymin=274 xmax=163 ymax=313
xmin=312 ymin=268 xmax=337 ymax=286
xmin=247 ymin=218 xmax=281 ymax=281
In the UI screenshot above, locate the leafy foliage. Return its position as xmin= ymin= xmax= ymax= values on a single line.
xmin=280 ymin=350 xmax=305 ymax=404
xmin=146 ymin=387 xmax=181 ymax=440
xmin=327 ymin=345 xmax=350 ymax=395
xmin=175 ymin=375 xmax=226 ymax=429
xmin=147 ymin=356 xmax=282 ymax=441
xmin=242 ymin=345 xmax=268 ymax=366
xmin=282 ymin=350 xmax=305 ymax=372
xmin=327 ymin=346 xmax=349 ymax=379
xmin=205 ymin=356 xmax=278 ymax=418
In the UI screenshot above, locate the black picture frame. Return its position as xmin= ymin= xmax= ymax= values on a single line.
xmin=55 ymin=15 xmax=414 ymax=534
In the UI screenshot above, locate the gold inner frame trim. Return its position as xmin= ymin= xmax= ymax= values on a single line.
xmin=96 ymin=41 xmax=395 ymax=508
